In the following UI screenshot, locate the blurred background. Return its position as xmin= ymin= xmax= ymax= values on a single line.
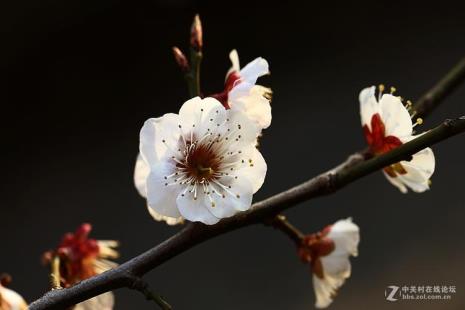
xmin=1 ymin=1 xmax=465 ymax=309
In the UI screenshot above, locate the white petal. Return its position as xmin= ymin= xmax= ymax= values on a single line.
xmin=359 ymin=86 xmax=379 ymax=128
xmin=313 ymin=273 xmax=344 ymax=309
xmin=207 ymin=177 xmax=253 ymax=218
xmin=0 ymin=285 xmax=27 ymax=310
xmin=383 ymin=143 xmax=435 ymax=193
xmin=178 ymin=97 xmax=227 ymax=138
xmin=147 ymin=206 xmax=184 ymax=226
xmin=327 ymin=218 xmax=360 ymax=257
xmin=229 ymin=85 xmax=272 ymax=129
xmin=379 ymin=94 xmax=413 ymax=138
xmin=234 ymin=145 xmax=267 ymax=193
xmin=240 ymin=57 xmax=269 ymax=85
xmin=134 ymin=154 xmax=149 ymax=197
xmin=226 ymin=49 xmax=241 ymax=78
xmin=225 ymin=107 xmax=261 ymax=146
xmin=383 ymin=171 xmax=408 ymax=194
xmin=134 ymin=155 xmax=184 ymax=225
xmin=74 ymin=292 xmax=114 ymax=310
xmin=176 ymin=190 xmax=220 ymax=225
xmin=146 ymin=161 xmax=182 ymax=218
xmin=140 ymin=113 xmax=181 ymax=164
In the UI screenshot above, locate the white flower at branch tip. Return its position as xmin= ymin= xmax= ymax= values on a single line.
xmin=136 ymin=96 xmax=267 ymax=225
xmin=211 ymin=49 xmax=272 ymax=130
xmin=0 ymin=283 xmax=27 ymax=310
xmin=359 ymin=85 xmax=435 ymax=193
xmin=299 ymin=218 xmax=360 ymax=308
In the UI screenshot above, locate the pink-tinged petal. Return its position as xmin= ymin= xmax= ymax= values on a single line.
xmin=176 ymin=191 xmax=220 ymax=225
xmin=359 ymin=86 xmax=379 ymax=128
xmin=146 ymin=161 xmax=182 ymax=218
xmin=379 ymin=94 xmax=413 ymax=138
xmin=140 ymin=113 xmax=181 ymax=164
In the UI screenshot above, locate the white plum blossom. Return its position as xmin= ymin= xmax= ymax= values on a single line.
xmin=299 ymin=218 xmax=360 ymax=308
xmin=359 ymin=86 xmax=435 ymax=193
xmin=211 ymin=49 xmax=272 ymax=129
xmin=0 ymin=283 xmax=27 ymax=310
xmin=136 ymin=97 xmax=267 ymax=225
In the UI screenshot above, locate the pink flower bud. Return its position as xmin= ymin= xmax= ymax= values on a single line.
xmin=172 ymin=46 xmax=190 ymax=72
xmin=190 ymin=14 xmax=203 ymax=51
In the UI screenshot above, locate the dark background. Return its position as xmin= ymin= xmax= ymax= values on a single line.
xmin=1 ymin=1 xmax=465 ymax=309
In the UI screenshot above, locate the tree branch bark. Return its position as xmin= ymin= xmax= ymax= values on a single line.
xmin=29 ymin=116 xmax=465 ymax=310
xmin=29 ymin=56 xmax=465 ymax=309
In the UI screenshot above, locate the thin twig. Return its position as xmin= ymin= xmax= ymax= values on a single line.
xmin=29 ymin=115 xmax=465 ymax=310
xmin=126 ymin=275 xmax=172 ymax=310
xmin=266 ymin=215 xmax=305 ymax=246
xmin=186 ymin=49 xmax=202 ymax=97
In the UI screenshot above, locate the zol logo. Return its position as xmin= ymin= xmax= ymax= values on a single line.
xmin=385 ymin=285 xmax=400 ymax=302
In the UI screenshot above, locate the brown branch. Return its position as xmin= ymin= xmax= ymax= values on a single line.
xmin=29 ymin=57 xmax=465 ymax=309
xmin=413 ymin=56 xmax=465 ymax=119
xmin=29 ymin=116 xmax=465 ymax=309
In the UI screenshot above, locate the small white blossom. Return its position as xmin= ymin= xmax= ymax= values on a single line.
xmin=212 ymin=49 xmax=271 ymax=129
xmin=359 ymin=86 xmax=435 ymax=193
xmin=135 ymin=97 xmax=267 ymax=225
xmin=300 ymin=218 xmax=360 ymax=308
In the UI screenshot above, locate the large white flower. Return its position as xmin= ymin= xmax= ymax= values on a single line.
xmin=211 ymin=49 xmax=272 ymax=129
xmin=0 ymin=283 xmax=27 ymax=310
xmin=136 ymin=97 xmax=267 ymax=225
xmin=359 ymin=86 xmax=435 ymax=193
xmin=299 ymin=218 xmax=360 ymax=308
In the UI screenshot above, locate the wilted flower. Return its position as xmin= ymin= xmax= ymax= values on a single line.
xmin=211 ymin=50 xmax=272 ymax=130
xmin=359 ymin=86 xmax=435 ymax=193
xmin=135 ymin=96 xmax=267 ymax=225
xmin=43 ymin=223 xmax=119 ymax=309
xmin=0 ymin=275 xmax=27 ymax=310
xmin=298 ymin=218 xmax=360 ymax=308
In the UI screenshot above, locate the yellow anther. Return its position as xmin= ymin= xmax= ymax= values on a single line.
xmin=416 ymin=118 xmax=423 ymax=125
xmin=406 ymin=100 xmax=413 ymax=107
xmin=378 ymin=84 xmax=385 ymax=93
xmin=390 ymin=86 xmax=396 ymax=94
